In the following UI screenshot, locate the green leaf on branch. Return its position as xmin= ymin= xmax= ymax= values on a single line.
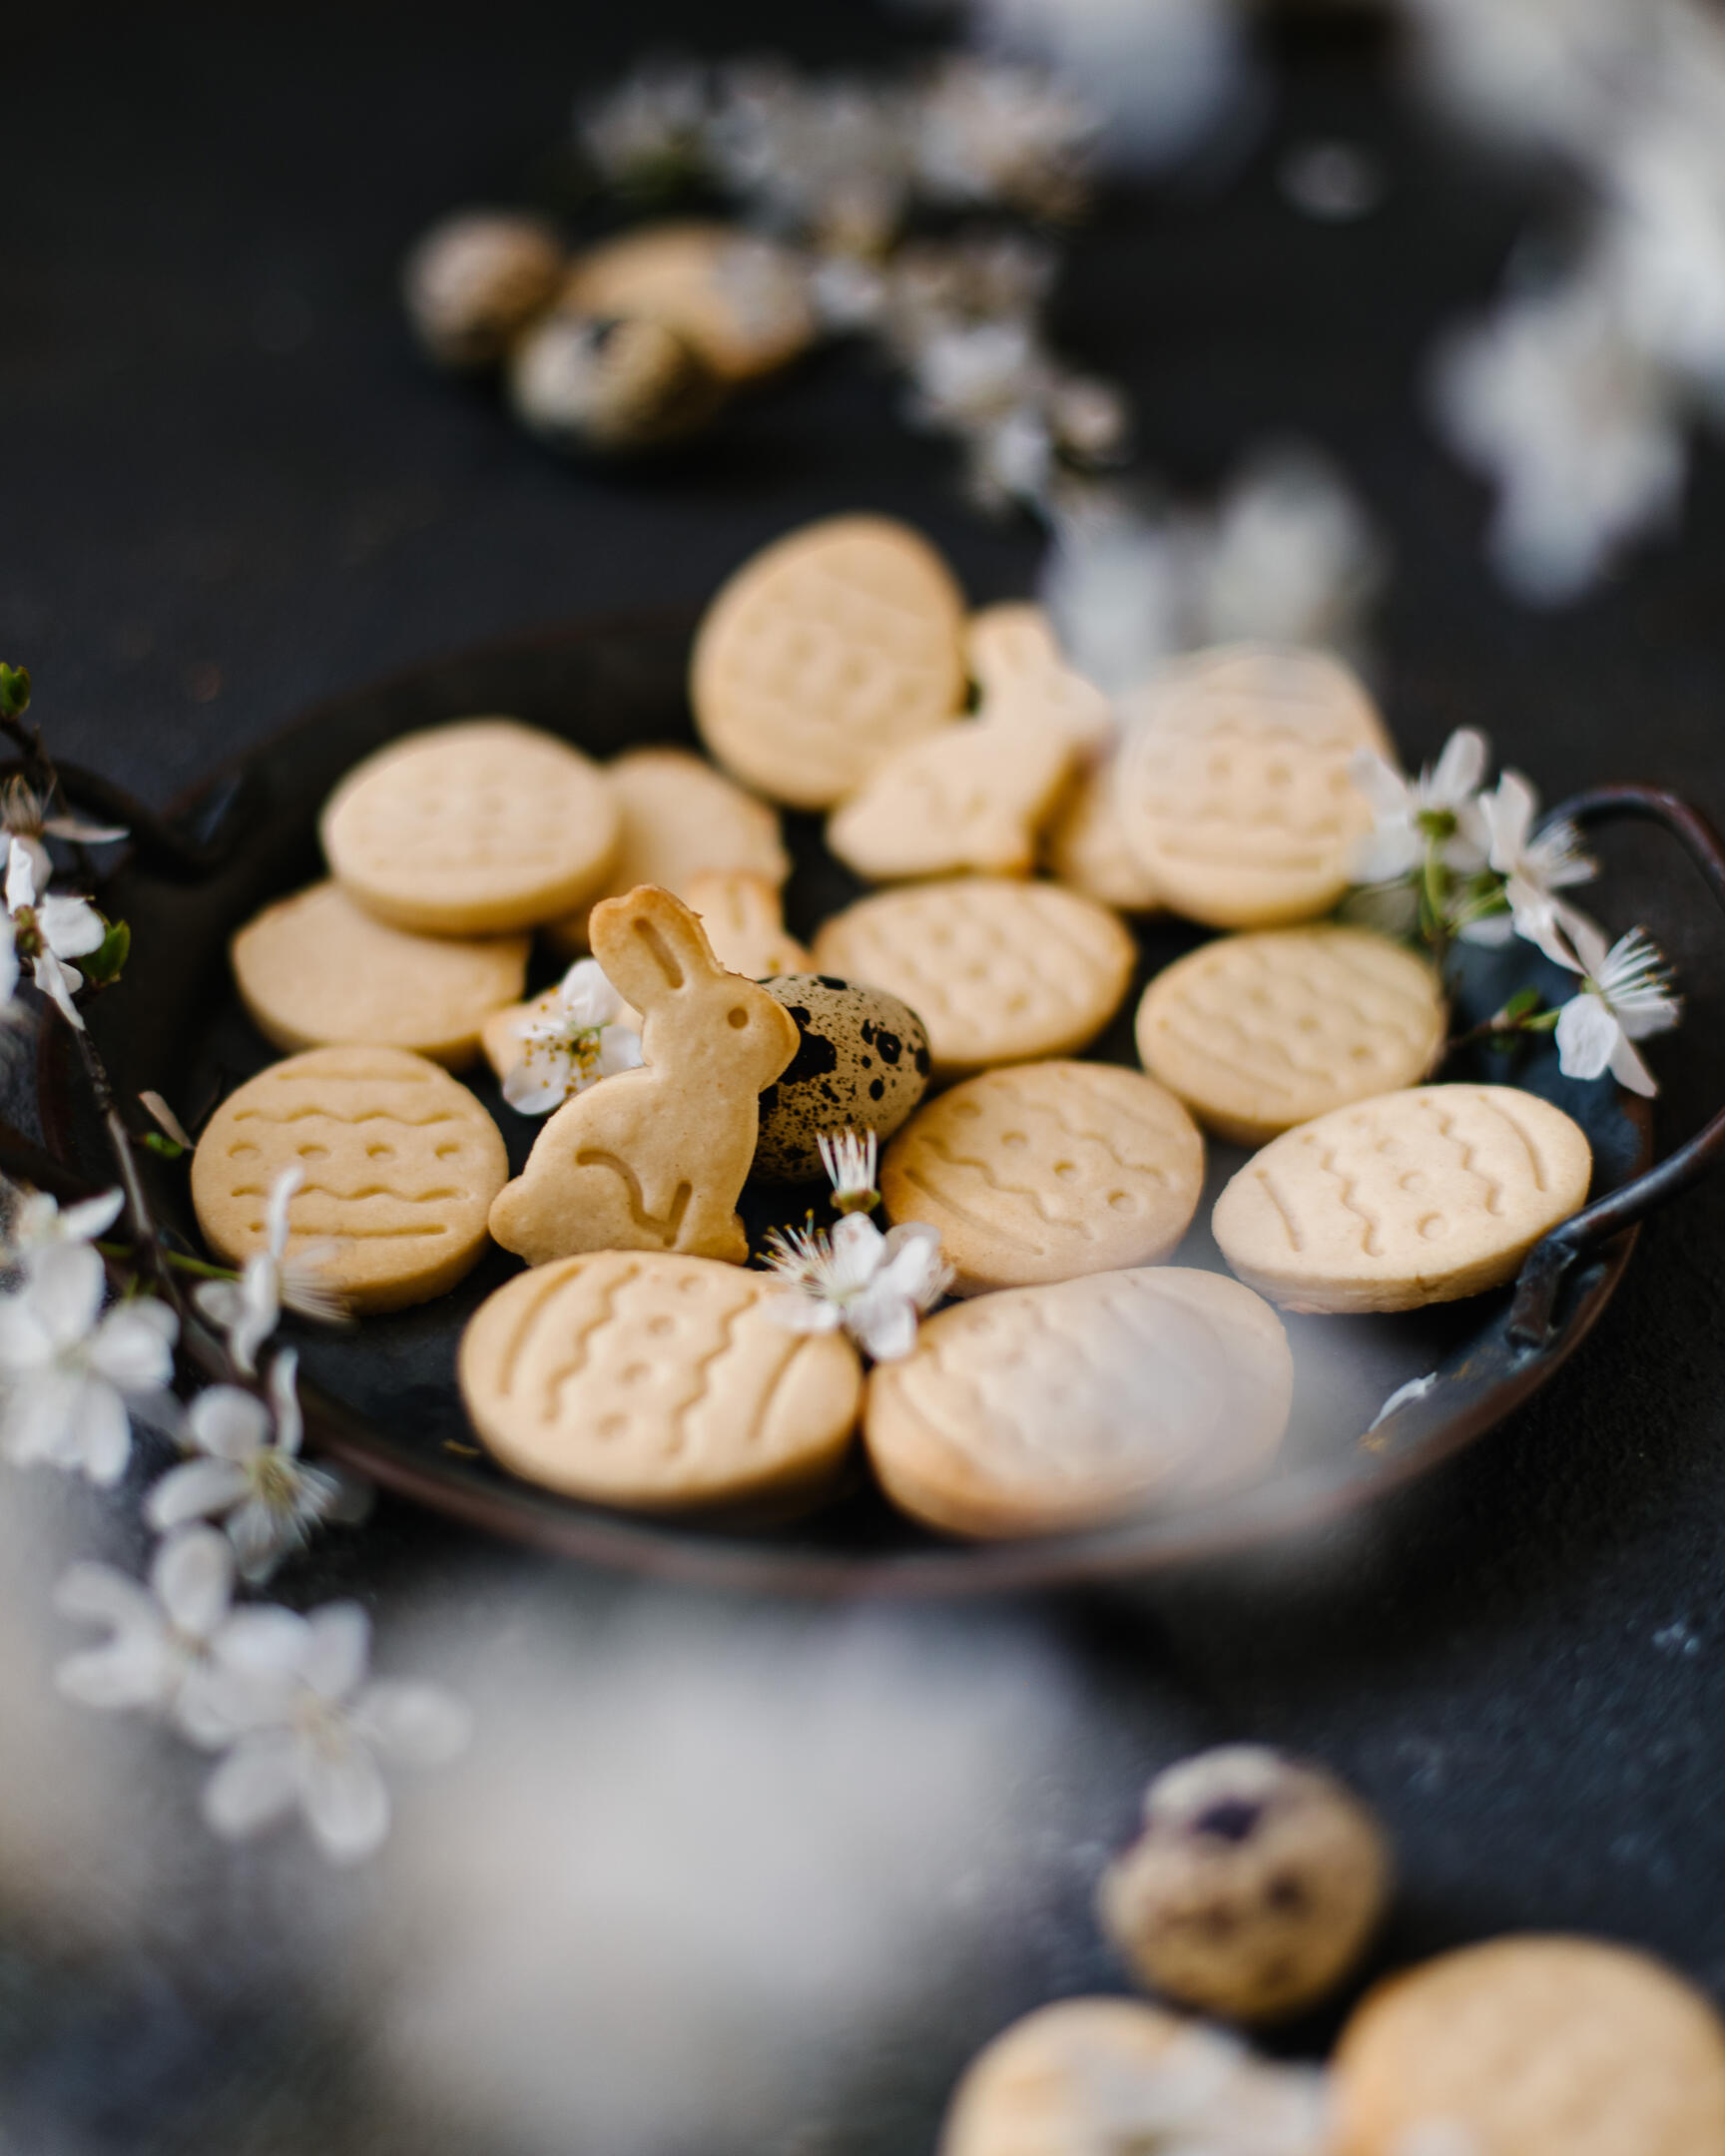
xmin=1500 ymin=986 xmax=1544 ymax=1025
xmin=140 ymin=1131 xmax=185 ymax=1159
xmin=0 ymin=665 xmax=31 ymax=720
xmin=83 ymin=918 xmax=131 ymax=986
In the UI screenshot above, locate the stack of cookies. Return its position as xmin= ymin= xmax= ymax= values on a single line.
xmin=191 ymin=509 xmax=1597 ymax=1544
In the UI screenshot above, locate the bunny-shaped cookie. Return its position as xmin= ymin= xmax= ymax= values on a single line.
xmin=487 ymin=885 xmax=800 ymax=1268
xmin=826 ymin=603 xmax=1112 ymax=882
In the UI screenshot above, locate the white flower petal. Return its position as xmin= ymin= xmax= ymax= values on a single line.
xmin=1555 ymin=991 xmax=1619 ymax=1080
xmin=597 ymin=1026 xmax=645 ymax=1077
xmin=877 ymin=1222 xmax=951 ymax=1307
xmin=301 ymin=1602 xmax=370 ymax=1702
xmin=226 ymin=1496 xmax=303 ymax=1585
xmin=1 ymin=1367 xmax=85 ymax=1465
xmin=265 ymin=1168 xmax=302 ymax=1261
xmin=1429 ymin=727 xmax=1488 ymax=807
xmin=215 ymin=1605 xmax=312 ymax=1684
xmin=88 ymin=1301 xmax=178 ymax=1389
xmin=26 ymin=1241 xmax=106 ymax=1347
xmin=1456 ymin=910 xmax=1515 ymax=948
xmin=202 ymin=1730 xmax=303 ymax=1840
xmin=850 ymin=1289 xmax=919 ymax=1363
xmin=33 ymin=950 xmax=86 ymax=1025
xmin=356 ymin=1681 xmax=472 ymax=1766
xmin=765 ymin=1292 xmax=844 ymax=1335
xmin=5 ymin=844 xmax=36 ymax=911
xmin=1350 ymin=825 xmax=1422 ymax=885
xmin=1348 ymin=750 xmax=1413 ymax=817
xmin=49 ymin=1189 xmax=127 ymax=1246
xmin=1483 ymin=769 xmax=1537 ymax=871
xmin=39 ymin=893 xmax=106 ymax=960
xmin=57 ymin=1634 xmax=178 ymax=1712
xmin=54 ymin=1559 xmax=155 ymax=1631
xmin=152 ymin=1524 xmax=237 ymax=1638
xmin=1608 ymin=1030 xmax=1659 ymax=1097
xmin=501 ymin=1061 xmax=570 ymax=1115
xmin=146 ymin=1454 xmax=254 ymax=1532
xmin=73 ymin=1375 xmax=135 ymax=1484
xmin=302 ymin=1735 xmax=391 ymax=1864
xmin=828 ymin=1212 xmax=889 ymax=1294
xmin=42 ymin=812 xmax=129 ymax=843
xmin=185 ymin=1383 xmax=270 ymax=1463
xmin=270 ymin=1347 xmax=303 ymax=1456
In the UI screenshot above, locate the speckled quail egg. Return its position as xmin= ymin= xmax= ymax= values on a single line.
xmin=507 ymin=309 xmax=724 ymax=454
xmin=753 ymin=974 xmax=931 ymax=1185
xmin=401 ymin=212 xmax=565 ymax=370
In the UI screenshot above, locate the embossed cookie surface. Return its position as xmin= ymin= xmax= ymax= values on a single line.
xmin=813 ymin=877 xmax=1136 ymax=1075
xmin=1212 ymin=1083 xmax=1592 ymax=1314
xmin=459 ymin=1251 xmax=862 ymax=1511
xmin=191 ymin=1046 xmax=508 ymax=1314
xmin=1041 ymin=750 xmax=1164 ymax=911
xmin=1116 ymin=645 xmax=1391 ymax=929
xmin=1333 ymin=1936 xmax=1725 ymax=2156
xmin=864 ymin=1267 xmax=1292 ymax=1537
xmin=1136 ymin=927 xmax=1446 ymax=1146
xmin=881 ymin=1062 xmax=1203 ymax=1293
xmin=321 ymin=718 xmax=620 ymax=935
xmin=548 ymin=746 xmax=788 ymax=954
xmin=692 ymin=515 xmax=967 ymax=809
xmin=232 ymin=880 xmax=530 ymax=1070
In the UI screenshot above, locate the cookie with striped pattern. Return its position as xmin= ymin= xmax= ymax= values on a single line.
xmin=812 ymin=876 xmax=1136 ymax=1076
xmin=459 ymin=1250 xmax=862 ymax=1512
xmin=880 ymin=1061 xmax=1203 ymax=1294
xmin=1211 ymin=1083 xmax=1592 ymax=1314
xmin=691 ymin=515 xmax=967 ymax=810
xmin=191 ymin=1045 xmax=508 ymax=1314
xmin=864 ymin=1267 xmax=1292 ymax=1538
xmin=1116 ymin=645 xmax=1391 ymax=929
xmin=1135 ymin=926 xmax=1446 ymax=1146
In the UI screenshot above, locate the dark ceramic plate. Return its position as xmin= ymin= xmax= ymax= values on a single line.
xmin=26 ymin=618 xmax=1725 ymax=1594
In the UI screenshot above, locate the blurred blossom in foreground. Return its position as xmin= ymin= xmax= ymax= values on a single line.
xmin=367 ymin=1597 xmax=1095 ymax=2156
xmin=1041 ymin=446 xmax=1383 ymax=694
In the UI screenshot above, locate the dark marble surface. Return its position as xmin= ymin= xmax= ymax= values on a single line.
xmin=3 ymin=3 xmax=1725 ymax=2152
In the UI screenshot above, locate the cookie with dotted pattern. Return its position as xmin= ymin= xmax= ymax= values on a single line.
xmin=191 ymin=1045 xmax=508 ymax=1314
xmin=812 ymin=876 xmax=1136 ymax=1077
xmin=1135 ymin=926 xmax=1446 ymax=1146
xmin=880 ymin=1061 xmax=1204 ymax=1294
xmin=691 ymin=515 xmax=968 ymax=810
xmin=458 ymin=1250 xmax=862 ymax=1513
xmin=864 ymin=1267 xmax=1292 ymax=1538
xmin=320 ymin=718 xmax=620 ymax=936
xmin=546 ymin=745 xmax=789 ymax=956
xmin=231 ymin=880 xmax=530 ymax=1071
xmin=1116 ymin=645 xmax=1393 ymax=929
xmin=1333 ymin=1936 xmax=1725 ymax=2156
xmin=1211 ymin=1082 xmax=1592 ymax=1315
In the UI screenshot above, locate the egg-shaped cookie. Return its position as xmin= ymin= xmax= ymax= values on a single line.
xmin=881 ymin=1061 xmax=1203 ymax=1294
xmin=941 ymin=1998 xmax=1197 ymax=2156
xmin=320 ymin=718 xmax=620 ymax=936
xmin=1212 ymin=1083 xmax=1592 ymax=1315
xmin=692 ymin=515 xmax=967 ymax=809
xmin=459 ymin=1251 xmax=862 ymax=1513
xmin=1135 ymin=926 xmax=1446 ymax=1146
xmin=191 ymin=1046 xmax=508 ymax=1314
xmin=1116 ymin=645 xmax=1390 ymax=929
xmin=561 ymin=223 xmax=815 ymax=383
xmin=232 ymin=880 xmax=530 ymax=1070
xmin=1333 ymin=1936 xmax=1725 ymax=2156
xmin=754 ymin=975 xmax=931 ymax=1184
xmin=546 ymin=745 xmax=788 ymax=954
xmin=813 ymin=876 xmax=1136 ymax=1077
xmin=864 ymin=1267 xmax=1292 ymax=1538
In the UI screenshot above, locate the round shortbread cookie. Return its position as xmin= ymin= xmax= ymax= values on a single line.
xmin=864 ymin=1267 xmax=1293 ymax=1538
xmin=1135 ymin=926 xmax=1446 ymax=1146
xmin=546 ymin=745 xmax=788 ymax=954
xmin=1333 ymin=1936 xmax=1725 ymax=2156
xmin=192 ymin=1046 xmax=508 ymax=1315
xmin=1116 ymin=645 xmax=1391 ymax=929
xmin=1212 ymin=1082 xmax=1593 ymax=1315
xmin=691 ymin=515 xmax=967 ymax=809
xmin=232 ymin=880 xmax=530 ymax=1070
xmin=320 ymin=718 xmax=620 ymax=936
xmin=941 ymin=1996 xmax=1327 ymax=2156
xmin=459 ymin=1250 xmax=862 ymax=1513
xmin=880 ymin=1061 xmax=1204 ymax=1294
xmin=812 ymin=876 xmax=1136 ymax=1076
xmin=561 ymin=223 xmax=815 ymax=383
xmin=1040 ymin=751 xmax=1164 ymax=912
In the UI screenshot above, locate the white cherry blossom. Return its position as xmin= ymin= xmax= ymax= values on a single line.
xmin=3 ymin=844 xmax=107 ymax=1028
xmin=1461 ymin=769 xmax=1599 ymax=962
xmin=1350 ymin=728 xmax=1491 ymax=884
xmin=500 ymin=958 xmax=643 ymax=1116
xmin=0 ymin=778 xmax=127 ymax=893
xmin=145 ymin=1348 xmax=363 ymax=1584
xmin=764 ymin=1212 xmax=951 ymax=1361
xmin=54 ymin=1526 xmax=252 ymax=1744
xmin=0 ymin=1241 xmax=177 ymax=1482
xmin=2 ymin=1184 xmax=125 ymax=1274
xmin=1553 ymin=920 xmax=1681 ymax=1097
xmin=200 ymin=1600 xmax=471 ymax=1864
xmin=192 ymin=1166 xmax=346 ymax=1373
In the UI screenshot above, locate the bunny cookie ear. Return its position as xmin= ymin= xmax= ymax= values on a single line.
xmin=589 ymin=884 xmax=724 ymax=1010
xmin=967 ymin=602 xmax=1113 ymax=752
xmin=966 ymin=603 xmax=1062 ymax=691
